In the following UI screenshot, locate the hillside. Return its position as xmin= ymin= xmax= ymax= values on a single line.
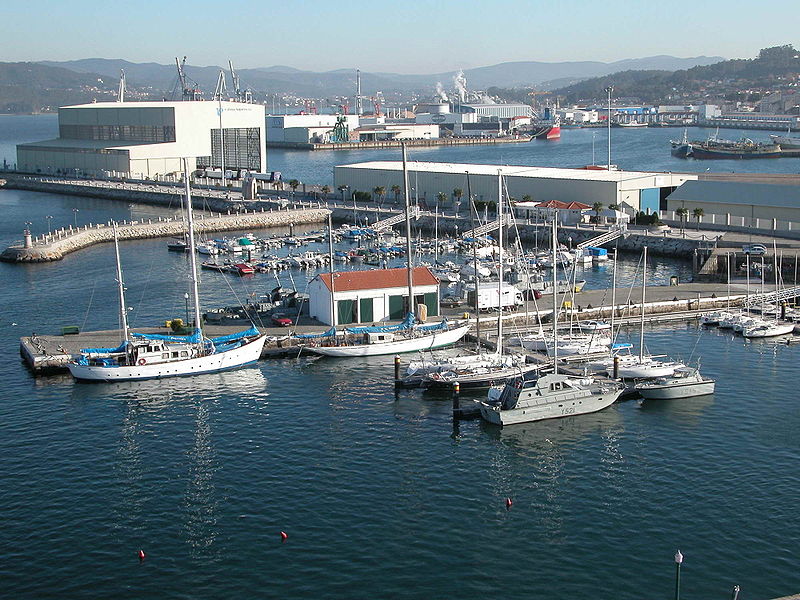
xmin=0 ymin=62 xmax=119 ymax=113
xmin=551 ymin=45 xmax=800 ymax=104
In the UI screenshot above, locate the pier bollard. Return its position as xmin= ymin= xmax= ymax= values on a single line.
xmin=452 ymin=381 xmax=461 ymax=415
xmin=393 ymin=355 xmax=401 ymax=384
xmin=613 ymin=356 xmax=619 ymax=380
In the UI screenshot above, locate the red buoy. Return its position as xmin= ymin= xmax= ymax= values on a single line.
xmin=280 ymin=531 xmax=288 ymax=542
xmin=138 ymin=549 xmax=146 ymax=561
xmin=505 ymin=497 xmax=513 ymax=509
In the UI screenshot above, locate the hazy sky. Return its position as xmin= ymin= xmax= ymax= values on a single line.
xmin=2 ymin=0 xmax=797 ymax=73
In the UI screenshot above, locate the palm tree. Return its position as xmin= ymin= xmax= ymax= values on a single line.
xmin=436 ymin=191 xmax=447 ymax=211
xmin=321 ymin=185 xmax=330 ymax=201
xmin=453 ymin=188 xmax=463 ymax=203
xmin=692 ymin=207 xmax=704 ymax=231
xmin=676 ymin=207 xmax=689 ymax=232
xmin=592 ymin=201 xmax=604 ymax=223
xmin=373 ymin=186 xmax=385 ymax=204
xmin=288 ymin=179 xmax=300 ymax=200
xmin=391 ymin=184 xmax=401 ymax=204
xmin=522 ymin=194 xmax=533 ymax=203
xmin=338 ymin=184 xmax=349 ymax=202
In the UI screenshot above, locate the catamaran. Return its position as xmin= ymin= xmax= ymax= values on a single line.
xmin=67 ymin=160 xmax=267 ymax=382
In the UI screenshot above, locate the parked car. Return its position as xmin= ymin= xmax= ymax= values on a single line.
xmin=270 ymin=312 xmax=293 ymax=327
xmin=742 ymin=244 xmax=767 ymax=256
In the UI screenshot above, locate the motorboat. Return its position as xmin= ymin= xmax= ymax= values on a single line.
xmin=635 ymin=367 xmax=716 ymax=399
xmin=479 ymin=373 xmax=623 ymax=426
xmin=742 ymin=321 xmax=796 ymax=338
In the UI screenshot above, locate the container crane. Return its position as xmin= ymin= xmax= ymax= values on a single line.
xmin=228 ymin=60 xmax=253 ymax=103
xmin=175 ymin=56 xmax=202 ymax=101
xmin=212 ymin=69 xmax=227 ymax=101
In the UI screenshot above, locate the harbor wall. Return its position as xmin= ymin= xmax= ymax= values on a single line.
xmin=1 ymin=208 xmax=330 ymax=263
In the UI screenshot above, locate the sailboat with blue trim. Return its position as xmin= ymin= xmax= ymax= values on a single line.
xmin=67 ymin=160 xmax=267 ymax=382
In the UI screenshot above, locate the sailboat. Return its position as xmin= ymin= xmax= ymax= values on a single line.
xmin=478 ymin=217 xmax=624 ymax=426
xmin=743 ymin=243 xmax=794 ymax=338
xmin=298 ymin=144 xmax=470 ymax=358
xmin=420 ymin=172 xmax=538 ymax=388
xmin=67 ymin=160 xmax=268 ymax=381
xmin=600 ymin=247 xmax=684 ymax=379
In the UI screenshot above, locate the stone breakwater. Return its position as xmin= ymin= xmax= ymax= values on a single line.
xmin=1 ymin=208 xmax=330 ymax=263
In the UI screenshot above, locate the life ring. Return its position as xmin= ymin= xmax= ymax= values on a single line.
xmin=138 ymin=358 xmax=147 ymax=366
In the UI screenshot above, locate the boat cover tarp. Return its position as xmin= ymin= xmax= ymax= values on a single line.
xmin=294 ymin=327 xmax=337 ymax=339
xmin=344 ymin=313 xmax=415 ymax=334
xmin=208 ymin=326 xmax=260 ymax=344
xmin=80 ymin=341 xmax=128 ymax=354
xmin=132 ymin=330 xmax=203 ymax=344
xmin=414 ymin=319 xmax=450 ymax=332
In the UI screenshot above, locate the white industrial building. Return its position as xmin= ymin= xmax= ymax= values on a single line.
xmin=266 ymin=114 xmax=360 ymax=143
xmin=308 ymin=267 xmax=440 ymax=326
xmin=459 ymin=103 xmax=533 ymax=120
xmin=17 ymin=101 xmax=266 ymax=178
xmin=334 ymin=161 xmax=697 ymax=214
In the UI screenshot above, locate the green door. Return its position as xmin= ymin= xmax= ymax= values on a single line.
xmin=337 ymin=299 xmax=355 ymax=325
xmin=423 ymin=292 xmax=439 ymax=317
xmin=359 ymin=297 xmax=374 ymax=323
xmin=388 ymin=294 xmax=405 ymax=320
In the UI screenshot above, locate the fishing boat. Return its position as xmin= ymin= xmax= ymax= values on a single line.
xmin=690 ymin=137 xmax=782 ymax=159
xmin=298 ymin=144 xmax=470 ymax=358
xmin=769 ymin=130 xmax=800 ymax=150
xmin=67 ymin=161 xmax=267 ymax=382
xmin=635 ymin=366 xmax=715 ymax=400
xmin=670 ymin=129 xmax=693 ymax=158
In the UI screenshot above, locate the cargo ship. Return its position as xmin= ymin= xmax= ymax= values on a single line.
xmin=532 ymin=106 xmax=561 ymax=140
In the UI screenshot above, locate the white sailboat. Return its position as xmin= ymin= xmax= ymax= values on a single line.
xmin=68 ymin=161 xmax=267 ymax=382
xmin=301 ymin=144 xmax=470 ymax=358
xmin=635 ymin=366 xmax=716 ymax=400
xmin=601 ymin=247 xmax=684 ymax=379
xmin=478 ymin=218 xmax=624 ymax=426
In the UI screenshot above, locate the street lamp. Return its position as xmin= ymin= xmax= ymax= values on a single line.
xmin=45 ymin=215 xmax=53 ymax=234
xmin=72 ymin=208 xmax=79 ymax=228
xmin=605 ymin=85 xmax=613 ymax=170
xmin=184 ymin=292 xmax=190 ymax=326
xmin=674 ymin=550 xmax=683 ymax=600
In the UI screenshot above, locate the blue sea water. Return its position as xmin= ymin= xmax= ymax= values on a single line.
xmin=2 ymin=116 xmax=800 ymax=599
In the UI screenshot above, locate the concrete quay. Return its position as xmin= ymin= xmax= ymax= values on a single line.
xmin=1 ymin=206 xmax=330 ymax=263
xmin=267 ymin=136 xmax=533 ymax=151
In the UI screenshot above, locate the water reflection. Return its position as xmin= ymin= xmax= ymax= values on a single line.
xmin=637 ymin=393 xmax=715 ymax=426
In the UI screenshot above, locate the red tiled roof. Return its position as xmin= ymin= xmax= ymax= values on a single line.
xmin=535 ymin=200 xmax=592 ymax=210
xmin=317 ymin=267 xmax=439 ymax=292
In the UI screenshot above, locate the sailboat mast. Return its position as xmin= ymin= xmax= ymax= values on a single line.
xmin=610 ymin=248 xmax=617 ymax=342
xmin=552 ymin=217 xmax=558 ymax=368
xmin=401 ymin=143 xmax=414 ymax=317
xmin=774 ymin=240 xmax=779 ymax=321
xmin=467 ymin=172 xmax=480 ymax=350
xmin=328 ymin=212 xmax=336 ymax=325
xmin=183 ymin=159 xmax=203 ymax=335
xmin=726 ymin=252 xmax=731 ymax=311
xmin=497 ymin=171 xmax=503 ymax=348
xmin=639 ymin=246 xmax=648 ymax=362
xmin=112 ymin=222 xmax=130 ymax=342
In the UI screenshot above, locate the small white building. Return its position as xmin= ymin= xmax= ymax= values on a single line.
xmin=308 ymin=267 xmax=440 ymax=326
xmin=514 ymin=200 xmax=592 ymax=225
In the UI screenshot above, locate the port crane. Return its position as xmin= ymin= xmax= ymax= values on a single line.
xmin=175 ymin=56 xmax=202 ymax=101
xmin=212 ymin=70 xmax=227 ymax=101
xmin=117 ymin=69 xmax=125 ymax=102
xmin=228 ymin=60 xmax=253 ymax=103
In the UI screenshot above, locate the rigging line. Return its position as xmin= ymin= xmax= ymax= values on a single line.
xmin=80 ymin=276 xmax=99 ymax=334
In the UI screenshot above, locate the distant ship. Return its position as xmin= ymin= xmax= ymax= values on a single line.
xmin=670 ymin=129 xmax=692 ymax=158
xmin=532 ymin=106 xmax=561 ymax=140
xmin=613 ymin=120 xmax=648 ymax=128
xmin=691 ymin=137 xmax=782 ymax=159
xmin=769 ymin=132 xmax=800 ymax=150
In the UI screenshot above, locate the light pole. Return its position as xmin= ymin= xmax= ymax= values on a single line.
xmin=605 ymin=85 xmax=613 ymax=170
xmin=184 ymin=292 xmax=190 ymax=326
xmin=674 ymin=550 xmax=683 ymax=600
xmin=72 ymin=208 xmax=79 ymax=228
xmin=45 ymin=215 xmax=53 ymax=234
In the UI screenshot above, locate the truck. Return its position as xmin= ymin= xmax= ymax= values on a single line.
xmin=466 ymin=282 xmax=524 ymax=311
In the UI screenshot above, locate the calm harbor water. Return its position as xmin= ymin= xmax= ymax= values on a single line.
xmin=2 ymin=116 xmax=800 ymax=598
xmin=2 ymin=114 xmax=799 ymax=185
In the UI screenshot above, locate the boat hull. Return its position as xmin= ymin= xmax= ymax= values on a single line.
xmin=305 ymin=324 xmax=470 ymax=357
xmin=637 ymin=380 xmax=715 ymax=399
xmin=68 ymin=335 xmax=267 ymax=381
xmin=479 ymin=389 xmax=621 ymax=426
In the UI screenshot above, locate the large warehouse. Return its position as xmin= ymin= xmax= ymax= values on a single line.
xmin=17 ymin=100 xmax=266 ymax=178
xmin=666 ymin=180 xmax=800 ymax=225
xmin=334 ymin=162 xmax=697 ymax=213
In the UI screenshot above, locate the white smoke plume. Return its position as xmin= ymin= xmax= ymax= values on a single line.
xmin=453 ymin=69 xmax=467 ymax=102
xmin=435 ymin=81 xmax=448 ymax=102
